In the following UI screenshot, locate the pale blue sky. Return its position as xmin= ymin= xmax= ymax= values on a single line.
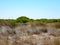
xmin=0 ymin=0 xmax=60 ymax=19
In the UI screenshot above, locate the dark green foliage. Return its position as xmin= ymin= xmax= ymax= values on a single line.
xmin=0 ymin=16 xmax=60 ymax=25
xmin=36 ymin=18 xmax=60 ymax=23
xmin=16 ymin=16 xmax=30 ymax=23
xmin=29 ymin=19 xmax=34 ymax=22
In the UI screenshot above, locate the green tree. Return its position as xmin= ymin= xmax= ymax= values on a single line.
xmin=16 ymin=16 xmax=30 ymax=23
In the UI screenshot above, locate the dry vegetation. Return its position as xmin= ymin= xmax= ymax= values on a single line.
xmin=0 ymin=16 xmax=60 ymax=45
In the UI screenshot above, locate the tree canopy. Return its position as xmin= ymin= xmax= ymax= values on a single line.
xmin=16 ymin=16 xmax=30 ymax=23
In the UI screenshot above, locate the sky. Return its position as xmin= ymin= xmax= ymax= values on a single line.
xmin=0 ymin=0 xmax=60 ymax=19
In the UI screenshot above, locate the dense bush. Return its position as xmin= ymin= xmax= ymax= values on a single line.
xmin=16 ymin=16 xmax=30 ymax=23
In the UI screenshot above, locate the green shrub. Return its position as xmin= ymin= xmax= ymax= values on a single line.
xmin=16 ymin=16 xmax=30 ymax=23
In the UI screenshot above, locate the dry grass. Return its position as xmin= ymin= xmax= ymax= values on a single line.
xmin=0 ymin=23 xmax=60 ymax=45
xmin=0 ymin=35 xmax=60 ymax=45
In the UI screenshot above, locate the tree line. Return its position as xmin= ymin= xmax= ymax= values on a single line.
xmin=0 ymin=16 xmax=60 ymax=23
